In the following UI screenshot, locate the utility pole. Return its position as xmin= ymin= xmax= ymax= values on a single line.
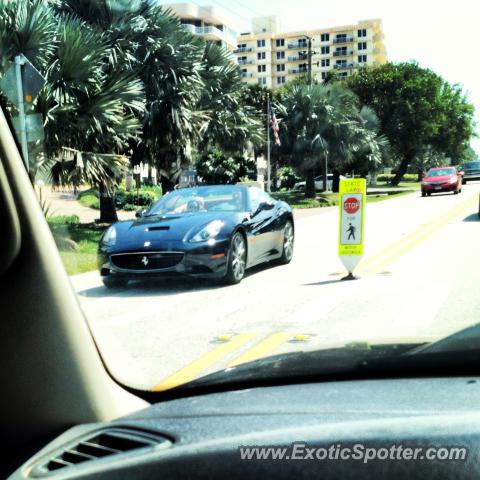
xmin=307 ymin=36 xmax=312 ymax=85
xmin=14 ymin=55 xmax=29 ymax=171
xmin=266 ymin=93 xmax=271 ymax=192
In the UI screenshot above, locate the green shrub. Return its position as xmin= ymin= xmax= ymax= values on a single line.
xmin=79 ymin=185 xmax=161 ymax=210
xmin=77 ymin=189 xmax=100 ymax=209
xmin=123 ymin=203 xmax=138 ymax=211
xmin=115 ymin=190 xmax=155 ymax=208
xmin=47 ymin=215 xmax=80 ymax=225
xmin=376 ymin=173 xmax=418 ymax=183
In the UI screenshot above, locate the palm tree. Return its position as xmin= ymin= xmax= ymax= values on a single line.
xmin=198 ymin=43 xmax=263 ymax=152
xmin=36 ymin=13 xmax=144 ymax=222
xmin=58 ymin=0 xmax=207 ymax=191
xmin=279 ymin=82 xmax=375 ymax=198
xmin=0 ymin=0 xmax=144 ymax=222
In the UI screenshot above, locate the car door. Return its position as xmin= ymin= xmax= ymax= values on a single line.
xmin=246 ymin=188 xmax=280 ymax=265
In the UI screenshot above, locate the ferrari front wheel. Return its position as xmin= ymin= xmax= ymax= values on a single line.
xmin=223 ymin=232 xmax=247 ymax=285
xmin=278 ymin=220 xmax=294 ymax=265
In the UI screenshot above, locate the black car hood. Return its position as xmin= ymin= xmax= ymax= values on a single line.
xmin=111 ymin=211 xmax=244 ymax=251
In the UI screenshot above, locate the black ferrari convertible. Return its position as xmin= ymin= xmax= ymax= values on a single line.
xmin=98 ymin=184 xmax=294 ymax=287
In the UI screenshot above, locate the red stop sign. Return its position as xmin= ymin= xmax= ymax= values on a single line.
xmin=343 ymin=197 xmax=360 ymax=214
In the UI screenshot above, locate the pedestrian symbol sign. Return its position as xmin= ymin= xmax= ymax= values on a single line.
xmin=338 ymin=178 xmax=366 ymax=274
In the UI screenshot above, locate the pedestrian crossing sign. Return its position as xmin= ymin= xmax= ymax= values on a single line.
xmin=338 ymin=178 xmax=366 ymax=271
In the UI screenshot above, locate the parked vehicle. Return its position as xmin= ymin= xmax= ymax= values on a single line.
xmin=293 ymin=174 xmax=333 ymax=191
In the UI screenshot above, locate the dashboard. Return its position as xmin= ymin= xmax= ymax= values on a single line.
xmin=10 ymin=377 xmax=480 ymax=479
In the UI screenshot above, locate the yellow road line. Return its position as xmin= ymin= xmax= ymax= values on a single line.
xmin=357 ymin=193 xmax=477 ymax=276
xmin=152 ymin=332 xmax=256 ymax=392
xmin=228 ymin=332 xmax=291 ymax=367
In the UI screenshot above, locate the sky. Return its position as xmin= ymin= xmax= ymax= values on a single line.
xmin=162 ymin=0 xmax=480 ymax=153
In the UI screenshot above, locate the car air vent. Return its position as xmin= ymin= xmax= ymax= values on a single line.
xmin=36 ymin=428 xmax=171 ymax=475
xmin=147 ymin=226 xmax=170 ymax=231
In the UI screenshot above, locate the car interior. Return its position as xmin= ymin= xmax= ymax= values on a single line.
xmin=3 ymin=99 xmax=480 ymax=480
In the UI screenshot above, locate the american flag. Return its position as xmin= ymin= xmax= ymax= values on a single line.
xmin=270 ymin=106 xmax=281 ymax=146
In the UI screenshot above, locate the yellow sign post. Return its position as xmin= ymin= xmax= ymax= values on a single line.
xmin=338 ymin=178 xmax=366 ymax=279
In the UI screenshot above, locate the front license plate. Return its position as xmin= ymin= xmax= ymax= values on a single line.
xmin=434 ymin=187 xmax=442 ymax=190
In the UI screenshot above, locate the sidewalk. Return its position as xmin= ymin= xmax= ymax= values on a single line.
xmin=40 ymin=186 xmax=135 ymax=223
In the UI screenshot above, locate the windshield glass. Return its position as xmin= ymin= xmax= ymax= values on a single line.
xmin=2 ymin=0 xmax=480 ymax=395
xmin=426 ymin=168 xmax=456 ymax=177
xmin=148 ymin=186 xmax=246 ymax=215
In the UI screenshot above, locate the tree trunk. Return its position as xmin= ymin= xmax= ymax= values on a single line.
xmin=322 ymin=154 xmax=328 ymax=192
xmin=305 ymin=169 xmax=316 ymax=198
xmin=391 ymin=154 xmax=413 ymax=186
xmin=332 ymin=170 xmax=341 ymax=193
xmin=99 ymin=184 xmax=118 ymax=223
xmin=160 ymin=175 xmax=175 ymax=193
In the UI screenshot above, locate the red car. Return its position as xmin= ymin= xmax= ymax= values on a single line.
xmin=421 ymin=167 xmax=463 ymax=197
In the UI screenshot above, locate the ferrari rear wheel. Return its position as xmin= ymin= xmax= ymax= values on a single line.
xmin=278 ymin=220 xmax=294 ymax=265
xmin=103 ymin=276 xmax=128 ymax=289
xmin=223 ymin=232 xmax=247 ymax=285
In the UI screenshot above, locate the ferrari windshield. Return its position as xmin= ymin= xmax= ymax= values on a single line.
xmin=147 ymin=186 xmax=246 ymax=215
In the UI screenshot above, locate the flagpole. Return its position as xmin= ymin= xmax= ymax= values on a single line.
xmin=266 ymin=93 xmax=271 ymax=193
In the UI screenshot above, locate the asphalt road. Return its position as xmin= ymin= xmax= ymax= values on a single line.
xmin=72 ymin=183 xmax=480 ymax=391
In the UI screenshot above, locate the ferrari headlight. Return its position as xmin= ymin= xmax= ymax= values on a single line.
xmin=190 ymin=220 xmax=224 ymax=243
xmin=103 ymin=226 xmax=117 ymax=245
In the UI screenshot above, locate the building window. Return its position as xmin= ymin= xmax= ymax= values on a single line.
xmin=257 ymin=39 xmax=266 ymax=48
xmin=339 ymin=72 xmax=348 ymax=80
xmin=258 ymin=77 xmax=267 ymax=85
xmin=276 ymin=64 xmax=285 ymax=72
xmin=358 ymin=28 xmax=367 ymax=37
xmin=358 ymin=42 xmax=367 ymax=50
xmin=321 ymin=59 xmax=330 ymax=67
xmin=321 ymin=33 xmax=330 ymax=42
xmin=276 ymin=51 xmax=285 ymax=60
xmin=335 ymin=46 xmax=347 ymax=55
xmin=257 ymin=64 xmax=266 ymax=73
xmin=298 ymin=38 xmax=307 ymax=47
xmin=336 ymin=34 xmax=347 ymax=41
xmin=238 ymin=56 xmax=247 ymax=64
xmin=257 ymin=52 xmax=266 ymax=60
xmin=358 ymin=54 xmax=367 ymax=63
xmin=277 ymin=76 xmax=286 ymax=85
xmin=237 ymin=43 xmax=246 ymax=49
xmin=321 ymin=72 xmax=327 ymax=80
xmin=276 ymin=38 xmax=285 ymax=47
xmin=321 ymin=46 xmax=330 ymax=55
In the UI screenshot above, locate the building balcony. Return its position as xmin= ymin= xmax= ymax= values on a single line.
xmin=333 ymin=50 xmax=353 ymax=57
xmin=234 ymin=47 xmax=253 ymax=53
xmin=287 ymin=42 xmax=308 ymax=49
xmin=182 ymin=24 xmax=226 ymax=42
xmin=288 ymin=68 xmax=308 ymax=74
xmin=237 ymin=59 xmax=253 ymax=65
xmin=333 ymin=35 xmax=354 ymax=44
xmin=333 ymin=62 xmax=355 ymax=69
xmin=241 ymin=72 xmax=254 ymax=78
xmin=288 ymin=55 xmax=308 ymax=61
